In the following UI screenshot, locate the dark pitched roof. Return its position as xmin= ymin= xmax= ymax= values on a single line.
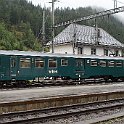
xmin=47 ymin=24 xmax=124 ymax=48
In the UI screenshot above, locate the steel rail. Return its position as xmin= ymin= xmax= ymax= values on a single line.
xmin=1 ymin=98 xmax=124 ymax=124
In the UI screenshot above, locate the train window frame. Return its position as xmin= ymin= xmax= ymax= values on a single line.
xmin=108 ymin=61 xmax=115 ymax=67
xmin=48 ymin=59 xmax=57 ymax=68
xmin=90 ymin=60 xmax=97 ymax=67
xmin=35 ymin=58 xmax=45 ymax=68
xmin=20 ymin=58 xmax=31 ymax=68
xmin=116 ymin=61 xmax=122 ymax=67
xmin=61 ymin=59 xmax=68 ymax=66
xmin=99 ymin=60 xmax=106 ymax=67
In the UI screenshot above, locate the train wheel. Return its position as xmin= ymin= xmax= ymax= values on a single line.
xmin=104 ymin=78 xmax=109 ymax=83
xmin=111 ymin=78 xmax=118 ymax=82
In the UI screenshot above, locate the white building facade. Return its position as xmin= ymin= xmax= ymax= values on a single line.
xmin=48 ymin=24 xmax=124 ymax=57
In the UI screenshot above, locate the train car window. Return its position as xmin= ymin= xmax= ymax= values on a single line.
xmin=49 ymin=59 xmax=57 ymax=68
xmin=61 ymin=59 xmax=68 ymax=66
xmin=35 ymin=58 xmax=44 ymax=68
xmin=108 ymin=61 xmax=115 ymax=67
xmin=20 ymin=58 xmax=31 ymax=68
xmin=99 ymin=60 xmax=106 ymax=67
xmin=116 ymin=61 xmax=122 ymax=67
xmin=90 ymin=60 xmax=97 ymax=66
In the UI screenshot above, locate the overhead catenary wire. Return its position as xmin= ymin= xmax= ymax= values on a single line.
xmin=112 ymin=0 xmax=124 ymax=5
xmin=54 ymin=6 xmax=124 ymax=28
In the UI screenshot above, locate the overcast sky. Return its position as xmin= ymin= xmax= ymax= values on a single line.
xmin=28 ymin=0 xmax=124 ymax=22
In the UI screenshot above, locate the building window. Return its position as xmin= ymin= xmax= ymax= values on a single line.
xmin=91 ymin=48 xmax=96 ymax=55
xmin=78 ymin=47 xmax=83 ymax=54
xmin=49 ymin=59 xmax=57 ymax=68
xmin=35 ymin=58 xmax=44 ymax=68
xmin=122 ymin=50 xmax=124 ymax=57
xmin=104 ymin=49 xmax=108 ymax=56
xmin=115 ymin=50 xmax=119 ymax=56
xmin=20 ymin=58 xmax=31 ymax=68
xmin=61 ymin=59 xmax=68 ymax=66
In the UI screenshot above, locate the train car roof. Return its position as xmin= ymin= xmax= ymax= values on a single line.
xmin=0 ymin=50 xmax=124 ymax=60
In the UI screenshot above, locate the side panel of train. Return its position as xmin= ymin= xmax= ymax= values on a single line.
xmin=0 ymin=54 xmax=123 ymax=81
xmin=0 ymin=55 xmax=79 ymax=81
xmin=0 ymin=55 xmax=36 ymax=81
xmin=84 ymin=58 xmax=124 ymax=80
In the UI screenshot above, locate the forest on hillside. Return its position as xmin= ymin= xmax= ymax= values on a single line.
xmin=0 ymin=0 xmax=124 ymax=51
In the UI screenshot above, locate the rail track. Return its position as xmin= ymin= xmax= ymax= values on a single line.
xmin=1 ymin=98 xmax=124 ymax=124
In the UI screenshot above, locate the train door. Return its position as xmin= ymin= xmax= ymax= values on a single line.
xmin=75 ymin=58 xmax=84 ymax=78
xmin=10 ymin=57 xmax=17 ymax=78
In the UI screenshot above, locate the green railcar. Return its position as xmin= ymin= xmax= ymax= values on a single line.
xmin=0 ymin=50 xmax=123 ymax=84
xmin=0 ymin=51 xmax=85 ymax=81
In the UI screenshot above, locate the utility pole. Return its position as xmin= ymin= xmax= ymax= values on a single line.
xmin=114 ymin=0 xmax=117 ymax=9
xmin=42 ymin=9 xmax=46 ymax=52
xmin=94 ymin=19 xmax=98 ymax=44
xmin=51 ymin=0 xmax=55 ymax=53
xmin=49 ymin=0 xmax=59 ymax=53
xmin=73 ymin=23 xmax=76 ymax=54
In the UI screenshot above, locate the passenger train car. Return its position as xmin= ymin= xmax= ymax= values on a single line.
xmin=0 ymin=50 xmax=124 ymax=86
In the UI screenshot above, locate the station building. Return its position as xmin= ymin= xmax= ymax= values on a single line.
xmin=47 ymin=24 xmax=124 ymax=57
